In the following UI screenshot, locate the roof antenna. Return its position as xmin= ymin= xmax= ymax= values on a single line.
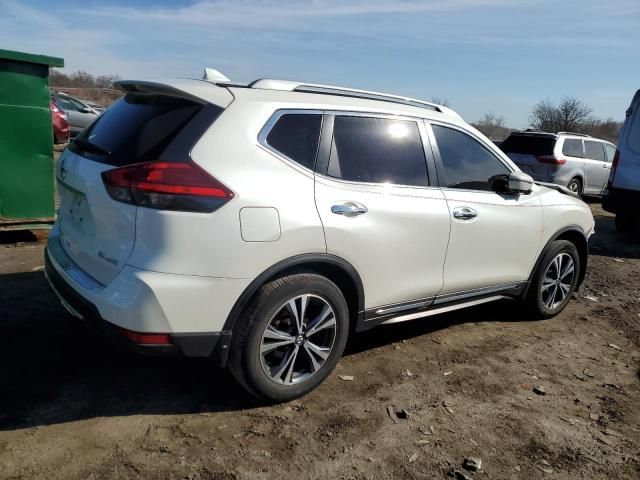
xmin=202 ymin=67 xmax=230 ymax=83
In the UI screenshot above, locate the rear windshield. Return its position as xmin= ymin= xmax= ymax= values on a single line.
xmin=500 ymin=135 xmax=556 ymax=156
xmin=71 ymin=94 xmax=209 ymax=166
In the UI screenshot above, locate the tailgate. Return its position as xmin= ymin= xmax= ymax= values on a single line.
xmin=56 ymin=149 xmax=137 ymax=285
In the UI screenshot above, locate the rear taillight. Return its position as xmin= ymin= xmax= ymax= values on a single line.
xmin=101 ymin=162 xmax=233 ymax=213
xmin=536 ymin=154 xmax=566 ymax=165
xmin=607 ymin=149 xmax=620 ymax=189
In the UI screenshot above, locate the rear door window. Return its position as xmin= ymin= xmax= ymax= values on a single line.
xmin=584 ymin=141 xmax=605 ymax=161
xmin=265 ymin=113 xmax=322 ymax=170
xmin=432 ymin=124 xmax=511 ymax=191
xmin=562 ymin=139 xmax=584 ymax=158
xmin=604 ymin=143 xmax=616 ymax=163
xmin=327 ymin=116 xmax=428 ymax=186
xmin=71 ymin=94 xmax=213 ymax=166
xmin=500 ymin=135 xmax=556 ymax=156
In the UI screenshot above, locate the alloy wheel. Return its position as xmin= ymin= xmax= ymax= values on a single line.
xmin=259 ymin=294 xmax=337 ymax=385
xmin=541 ymin=253 xmax=575 ymax=310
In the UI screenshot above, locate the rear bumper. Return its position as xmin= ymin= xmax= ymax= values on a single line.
xmin=44 ymin=244 xmax=234 ymax=365
xmin=602 ymin=187 xmax=640 ymax=215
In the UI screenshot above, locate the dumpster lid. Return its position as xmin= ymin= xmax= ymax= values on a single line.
xmin=0 ymin=49 xmax=64 ymax=67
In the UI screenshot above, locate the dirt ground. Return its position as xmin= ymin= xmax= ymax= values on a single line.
xmin=0 ymin=203 xmax=638 ymax=480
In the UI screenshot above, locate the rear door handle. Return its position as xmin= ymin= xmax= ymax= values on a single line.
xmin=331 ymin=202 xmax=368 ymax=217
xmin=453 ymin=207 xmax=477 ymax=220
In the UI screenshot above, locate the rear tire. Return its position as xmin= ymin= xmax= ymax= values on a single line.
xmin=567 ymin=177 xmax=582 ymax=196
xmin=228 ymin=273 xmax=349 ymax=402
xmin=524 ymin=240 xmax=580 ymax=319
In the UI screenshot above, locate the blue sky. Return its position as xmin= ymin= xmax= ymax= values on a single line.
xmin=2 ymin=0 xmax=638 ymax=127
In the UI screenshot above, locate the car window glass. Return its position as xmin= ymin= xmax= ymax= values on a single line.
xmin=628 ymin=108 xmax=640 ymax=154
xmin=500 ymin=135 xmax=556 ymax=155
xmin=328 ymin=116 xmax=428 ymax=186
xmin=604 ymin=143 xmax=616 ymax=163
xmin=56 ymin=96 xmax=78 ymax=111
xmin=562 ymin=139 xmax=583 ymax=158
xmin=72 ymin=93 xmax=208 ymax=167
xmin=68 ymin=97 xmax=86 ymax=110
xmin=266 ymin=113 xmax=322 ymax=170
xmin=431 ymin=124 xmax=510 ymax=191
xmin=584 ymin=141 xmax=605 ymax=161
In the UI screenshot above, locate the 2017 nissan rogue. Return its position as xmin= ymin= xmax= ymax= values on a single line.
xmin=45 ymin=69 xmax=595 ymax=401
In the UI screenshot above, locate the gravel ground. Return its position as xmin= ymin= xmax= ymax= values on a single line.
xmin=0 ymin=203 xmax=638 ymax=480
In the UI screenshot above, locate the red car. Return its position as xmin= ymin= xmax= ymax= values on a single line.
xmin=50 ymin=98 xmax=70 ymax=144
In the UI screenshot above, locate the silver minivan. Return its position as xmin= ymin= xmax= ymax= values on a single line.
xmin=501 ymin=131 xmax=616 ymax=196
xmin=603 ymin=89 xmax=640 ymax=233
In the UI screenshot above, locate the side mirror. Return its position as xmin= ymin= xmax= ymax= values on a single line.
xmin=80 ymin=107 xmax=92 ymax=114
xmin=508 ymin=171 xmax=534 ymax=194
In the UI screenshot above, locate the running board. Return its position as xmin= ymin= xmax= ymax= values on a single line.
xmin=380 ymin=295 xmax=508 ymax=325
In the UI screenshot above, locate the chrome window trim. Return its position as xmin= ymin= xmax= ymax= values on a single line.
xmin=258 ymin=108 xmax=438 ymax=190
xmin=257 ymin=109 xmax=325 ymax=175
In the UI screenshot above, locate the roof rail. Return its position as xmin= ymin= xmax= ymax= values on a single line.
xmin=557 ymin=131 xmax=591 ymax=137
xmin=248 ymin=78 xmax=462 ymax=119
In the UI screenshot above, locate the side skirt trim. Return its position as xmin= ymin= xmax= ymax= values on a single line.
xmin=381 ymin=295 xmax=508 ymax=325
xmin=356 ymin=281 xmax=525 ymax=332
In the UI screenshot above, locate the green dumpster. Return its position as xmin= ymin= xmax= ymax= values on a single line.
xmin=0 ymin=49 xmax=64 ymax=230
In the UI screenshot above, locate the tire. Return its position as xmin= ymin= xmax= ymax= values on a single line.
xmin=524 ymin=240 xmax=580 ymax=319
xmin=615 ymin=214 xmax=639 ymax=234
xmin=566 ymin=177 xmax=582 ymax=196
xmin=228 ymin=273 xmax=350 ymax=402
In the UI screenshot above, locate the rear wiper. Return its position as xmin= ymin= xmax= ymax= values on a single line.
xmin=72 ymin=138 xmax=111 ymax=156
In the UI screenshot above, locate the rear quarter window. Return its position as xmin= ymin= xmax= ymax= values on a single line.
xmin=265 ymin=113 xmax=322 ymax=170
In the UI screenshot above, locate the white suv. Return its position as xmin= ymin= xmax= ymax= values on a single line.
xmin=46 ymin=71 xmax=595 ymax=401
xmin=501 ymin=131 xmax=616 ymax=196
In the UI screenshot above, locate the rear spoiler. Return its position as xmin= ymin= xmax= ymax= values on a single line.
xmin=114 ymin=79 xmax=234 ymax=108
xmin=535 ymin=181 xmax=580 ymax=199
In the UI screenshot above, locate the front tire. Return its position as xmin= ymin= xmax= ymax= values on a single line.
xmin=228 ymin=273 xmax=349 ymax=402
xmin=524 ymin=240 xmax=580 ymax=318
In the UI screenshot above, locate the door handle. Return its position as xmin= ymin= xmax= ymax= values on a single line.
xmin=452 ymin=207 xmax=477 ymax=220
xmin=331 ymin=202 xmax=368 ymax=217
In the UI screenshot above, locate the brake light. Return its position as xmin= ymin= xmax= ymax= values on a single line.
xmin=536 ymin=154 xmax=566 ymax=165
xmin=607 ymin=149 xmax=620 ymax=189
xmin=102 ymin=162 xmax=233 ymax=213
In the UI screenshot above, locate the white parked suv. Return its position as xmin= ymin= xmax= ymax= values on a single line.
xmin=45 ymin=70 xmax=595 ymax=400
xmin=501 ymin=131 xmax=616 ymax=196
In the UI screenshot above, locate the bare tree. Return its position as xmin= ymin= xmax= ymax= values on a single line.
xmin=49 ymin=69 xmax=121 ymax=89
xmin=430 ymin=97 xmax=451 ymax=107
xmin=472 ymin=113 xmax=511 ymax=140
xmin=582 ymin=118 xmax=623 ymax=143
xmin=529 ymin=97 xmax=593 ymax=133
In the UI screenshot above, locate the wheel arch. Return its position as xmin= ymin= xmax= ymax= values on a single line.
xmin=568 ymin=175 xmax=584 ymax=193
xmin=222 ymin=254 xmax=365 ymax=334
xmin=524 ymin=226 xmax=588 ymax=298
